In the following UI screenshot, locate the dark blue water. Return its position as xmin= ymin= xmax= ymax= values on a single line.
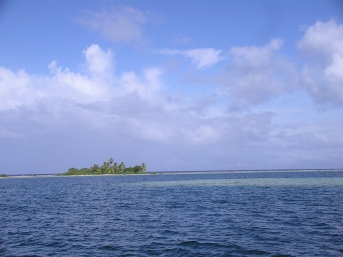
xmin=1 ymin=171 xmax=343 ymax=256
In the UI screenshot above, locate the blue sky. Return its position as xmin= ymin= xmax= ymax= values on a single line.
xmin=1 ymin=0 xmax=343 ymax=174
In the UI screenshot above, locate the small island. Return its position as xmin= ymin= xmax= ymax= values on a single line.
xmin=62 ymin=158 xmax=147 ymax=176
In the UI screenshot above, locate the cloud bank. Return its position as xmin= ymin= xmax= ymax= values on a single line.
xmin=1 ymin=20 xmax=343 ymax=174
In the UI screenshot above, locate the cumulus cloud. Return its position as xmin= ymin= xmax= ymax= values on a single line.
xmin=158 ymin=48 xmax=223 ymax=69
xmin=79 ymin=6 xmax=148 ymax=44
xmin=298 ymin=20 xmax=343 ymax=106
xmin=119 ymin=68 xmax=163 ymax=101
xmin=216 ymin=39 xmax=296 ymax=109
xmin=0 ymin=68 xmax=38 ymax=111
xmin=48 ymin=61 xmax=110 ymax=103
xmin=0 ymin=45 xmax=118 ymax=113
xmin=0 ymin=44 xmax=144 ymax=110
xmin=83 ymin=44 xmax=114 ymax=74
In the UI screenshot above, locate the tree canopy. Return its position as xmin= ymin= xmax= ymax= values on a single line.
xmin=62 ymin=158 xmax=147 ymax=176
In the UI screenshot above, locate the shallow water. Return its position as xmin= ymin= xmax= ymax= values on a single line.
xmin=1 ymin=171 xmax=343 ymax=256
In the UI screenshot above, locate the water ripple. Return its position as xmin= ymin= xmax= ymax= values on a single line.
xmin=1 ymin=171 xmax=343 ymax=256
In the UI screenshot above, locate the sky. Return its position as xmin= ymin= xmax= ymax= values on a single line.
xmin=1 ymin=0 xmax=343 ymax=174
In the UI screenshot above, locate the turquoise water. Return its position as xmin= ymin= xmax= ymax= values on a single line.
xmin=1 ymin=171 xmax=343 ymax=256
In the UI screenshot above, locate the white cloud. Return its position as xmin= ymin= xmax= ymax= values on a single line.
xmin=158 ymin=48 xmax=223 ymax=69
xmin=229 ymin=39 xmax=283 ymax=69
xmin=0 ymin=45 xmax=162 ymax=114
xmin=298 ymin=20 xmax=343 ymax=106
xmin=217 ymin=39 xmax=296 ymax=108
xmin=184 ymin=49 xmax=223 ymax=69
xmin=83 ymin=44 xmax=114 ymax=74
xmin=48 ymin=61 xmax=109 ymax=102
xmin=119 ymin=68 xmax=163 ymax=101
xmin=298 ymin=20 xmax=343 ymax=63
xmin=79 ymin=6 xmax=147 ymax=44
xmin=0 ymin=67 xmax=37 ymax=111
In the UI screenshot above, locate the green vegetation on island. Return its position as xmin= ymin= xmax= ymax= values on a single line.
xmin=62 ymin=158 xmax=147 ymax=176
xmin=0 ymin=174 xmax=7 ymax=177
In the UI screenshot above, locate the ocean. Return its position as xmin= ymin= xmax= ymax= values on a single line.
xmin=1 ymin=170 xmax=343 ymax=256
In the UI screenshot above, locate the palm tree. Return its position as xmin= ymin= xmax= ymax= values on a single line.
xmin=113 ymin=162 xmax=118 ymax=173
xmin=92 ymin=164 xmax=99 ymax=174
xmin=141 ymin=163 xmax=147 ymax=172
xmin=101 ymin=162 xmax=110 ymax=174
xmin=119 ymin=162 xmax=125 ymax=173
xmin=109 ymin=158 xmax=114 ymax=165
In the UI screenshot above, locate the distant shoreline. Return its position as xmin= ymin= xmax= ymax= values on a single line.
xmin=1 ymin=169 xmax=343 ymax=178
xmin=0 ymin=173 xmax=152 ymax=179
